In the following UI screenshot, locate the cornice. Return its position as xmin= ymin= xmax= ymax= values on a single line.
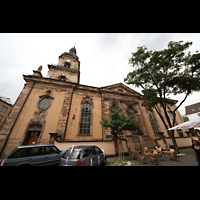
xmin=23 ymin=75 xmax=77 ymax=88
xmin=48 ymin=64 xmax=79 ymax=74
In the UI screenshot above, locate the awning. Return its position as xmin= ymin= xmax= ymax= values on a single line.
xmin=168 ymin=116 xmax=200 ymax=130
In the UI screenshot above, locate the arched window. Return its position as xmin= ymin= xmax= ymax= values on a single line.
xmin=127 ymin=107 xmax=136 ymax=121
xmin=111 ymin=105 xmax=116 ymax=110
xmin=64 ymin=62 xmax=70 ymax=68
xmin=79 ymin=103 xmax=91 ymax=135
xmin=58 ymin=75 xmax=67 ymax=81
xmin=147 ymin=110 xmax=159 ymax=136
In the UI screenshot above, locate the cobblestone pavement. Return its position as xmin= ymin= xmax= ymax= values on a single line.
xmin=105 ymin=148 xmax=198 ymax=166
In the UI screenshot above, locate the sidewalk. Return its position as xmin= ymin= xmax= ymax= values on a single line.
xmin=105 ymin=148 xmax=198 ymax=166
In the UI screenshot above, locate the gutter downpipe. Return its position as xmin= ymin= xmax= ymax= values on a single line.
xmin=63 ymin=83 xmax=77 ymax=141
xmin=0 ymin=80 xmax=35 ymax=159
xmin=99 ymin=87 xmax=104 ymax=140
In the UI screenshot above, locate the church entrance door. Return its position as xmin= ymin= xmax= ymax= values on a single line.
xmin=26 ymin=131 xmax=40 ymax=145
xmin=22 ymin=124 xmax=43 ymax=145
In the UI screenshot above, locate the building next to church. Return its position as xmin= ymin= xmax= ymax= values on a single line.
xmin=0 ymin=47 xmax=192 ymax=158
xmin=0 ymin=96 xmax=13 ymax=131
xmin=186 ymin=102 xmax=200 ymax=121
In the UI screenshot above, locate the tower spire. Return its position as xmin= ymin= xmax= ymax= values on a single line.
xmin=69 ymin=46 xmax=78 ymax=59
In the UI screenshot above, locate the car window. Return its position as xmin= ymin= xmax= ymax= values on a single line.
xmin=45 ymin=146 xmax=60 ymax=155
xmin=29 ymin=147 xmax=45 ymax=157
xmin=63 ymin=149 xmax=81 ymax=159
xmin=82 ymin=148 xmax=95 ymax=158
xmin=94 ymin=147 xmax=102 ymax=154
xmin=10 ymin=148 xmax=31 ymax=158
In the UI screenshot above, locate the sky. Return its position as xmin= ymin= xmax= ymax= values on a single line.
xmin=0 ymin=33 xmax=200 ymax=116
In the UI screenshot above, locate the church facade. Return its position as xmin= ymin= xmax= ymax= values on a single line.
xmin=0 ymin=47 xmax=191 ymax=158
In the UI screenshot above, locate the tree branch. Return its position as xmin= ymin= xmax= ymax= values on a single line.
xmin=173 ymin=91 xmax=190 ymax=113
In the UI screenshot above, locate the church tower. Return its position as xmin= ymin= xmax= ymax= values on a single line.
xmin=47 ymin=46 xmax=80 ymax=83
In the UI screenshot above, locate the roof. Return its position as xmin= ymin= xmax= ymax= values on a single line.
xmin=0 ymin=96 xmax=13 ymax=106
xmin=18 ymin=144 xmax=55 ymax=148
xmin=185 ymin=102 xmax=200 ymax=115
xmin=101 ymin=82 xmax=141 ymax=96
xmin=67 ymin=145 xmax=97 ymax=150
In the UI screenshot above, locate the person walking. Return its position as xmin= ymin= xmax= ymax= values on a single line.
xmin=192 ymin=139 xmax=200 ymax=166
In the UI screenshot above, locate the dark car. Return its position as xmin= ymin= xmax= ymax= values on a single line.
xmin=59 ymin=145 xmax=106 ymax=166
xmin=1 ymin=144 xmax=65 ymax=166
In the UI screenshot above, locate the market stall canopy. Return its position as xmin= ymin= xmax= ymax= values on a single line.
xmin=168 ymin=116 xmax=200 ymax=130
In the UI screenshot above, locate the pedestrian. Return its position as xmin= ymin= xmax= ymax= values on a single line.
xmin=192 ymin=139 xmax=200 ymax=166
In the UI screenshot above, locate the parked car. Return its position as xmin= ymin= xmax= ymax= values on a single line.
xmin=59 ymin=145 xmax=106 ymax=166
xmin=1 ymin=144 xmax=65 ymax=166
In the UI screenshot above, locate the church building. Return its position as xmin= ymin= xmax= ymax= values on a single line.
xmin=0 ymin=47 xmax=191 ymax=158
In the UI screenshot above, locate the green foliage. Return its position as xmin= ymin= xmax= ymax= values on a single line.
xmin=182 ymin=115 xmax=189 ymax=122
xmin=124 ymin=40 xmax=200 ymax=150
xmin=99 ymin=105 xmax=139 ymax=135
xmin=124 ymin=40 xmax=200 ymax=120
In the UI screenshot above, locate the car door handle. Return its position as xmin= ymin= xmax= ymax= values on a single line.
xmin=28 ymin=158 xmax=32 ymax=161
xmin=45 ymin=156 xmax=49 ymax=158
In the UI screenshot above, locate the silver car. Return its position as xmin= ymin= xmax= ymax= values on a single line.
xmin=1 ymin=144 xmax=65 ymax=166
xmin=59 ymin=145 xmax=106 ymax=166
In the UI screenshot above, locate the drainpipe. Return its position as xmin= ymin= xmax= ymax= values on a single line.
xmin=63 ymin=83 xmax=77 ymax=140
xmin=99 ymin=87 xmax=104 ymax=140
xmin=0 ymin=80 xmax=35 ymax=158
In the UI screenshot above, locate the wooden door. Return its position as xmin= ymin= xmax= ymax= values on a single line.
xmin=26 ymin=131 xmax=40 ymax=145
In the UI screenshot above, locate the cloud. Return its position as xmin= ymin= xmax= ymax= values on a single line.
xmin=0 ymin=33 xmax=200 ymax=116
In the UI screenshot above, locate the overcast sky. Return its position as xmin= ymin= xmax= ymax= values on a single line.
xmin=0 ymin=33 xmax=200 ymax=115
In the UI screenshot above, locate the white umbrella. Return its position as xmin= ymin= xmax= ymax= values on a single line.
xmin=168 ymin=116 xmax=200 ymax=130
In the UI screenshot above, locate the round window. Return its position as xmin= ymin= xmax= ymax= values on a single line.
xmin=38 ymin=98 xmax=52 ymax=110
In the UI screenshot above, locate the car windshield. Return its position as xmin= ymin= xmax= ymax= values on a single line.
xmin=63 ymin=149 xmax=81 ymax=159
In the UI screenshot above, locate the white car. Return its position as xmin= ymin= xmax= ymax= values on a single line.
xmin=59 ymin=145 xmax=106 ymax=166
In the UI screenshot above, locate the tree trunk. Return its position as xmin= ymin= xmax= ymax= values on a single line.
xmin=158 ymin=103 xmax=180 ymax=154
xmin=118 ymin=140 xmax=121 ymax=162
xmin=169 ymin=130 xmax=180 ymax=154
xmin=121 ymin=140 xmax=125 ymax=161
xmin=118 ymin=139 xmax=125 ymax=162
xmin=113 ymin=134 xmax=119 ymax=156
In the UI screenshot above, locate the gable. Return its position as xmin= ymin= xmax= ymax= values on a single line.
xmin=102 ymin=83 xmax=141 ymax=96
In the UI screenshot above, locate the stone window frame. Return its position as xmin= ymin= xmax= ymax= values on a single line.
xmin=37 ymin=91 xmax=54 ymax=111
xmin=146 ymin=109 xmax=160 ymax=136
xmin=0 ymin=106 xmax=8 ymax=113
xmin=38 ymin=98 xmax=52 ymax=111
xmin=78 ymin=96 xmax=93 ymax=136
xmin=167 ymin=109 xmax=184 ymax=137
xmin=125 ymin=105 xmax=138 ymax=136
xmin=79 ymin=103 xmax=92 ymax=136
xmin=127 ymin=106 xmax=136 ymax=121
xmin=21 ymin=123 xmax=44 ymax=145
xmin=58 ymin=75 xmax=67 ymax=81
xmin=109 ymin=100 xmax=119 ymax=111
xmin=64 ymin=61 xmax=70 ymax=68
xmin=0 ymin=115 xmax=3 ymax=122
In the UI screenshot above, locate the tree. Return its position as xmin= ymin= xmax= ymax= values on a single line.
xmin=99 ymin=105 xmax=139 ymax=161
xmin=182 ymin=115 xmax=189 ymax=122
xmin=124 ymin=41 xmax=200 ymax=152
